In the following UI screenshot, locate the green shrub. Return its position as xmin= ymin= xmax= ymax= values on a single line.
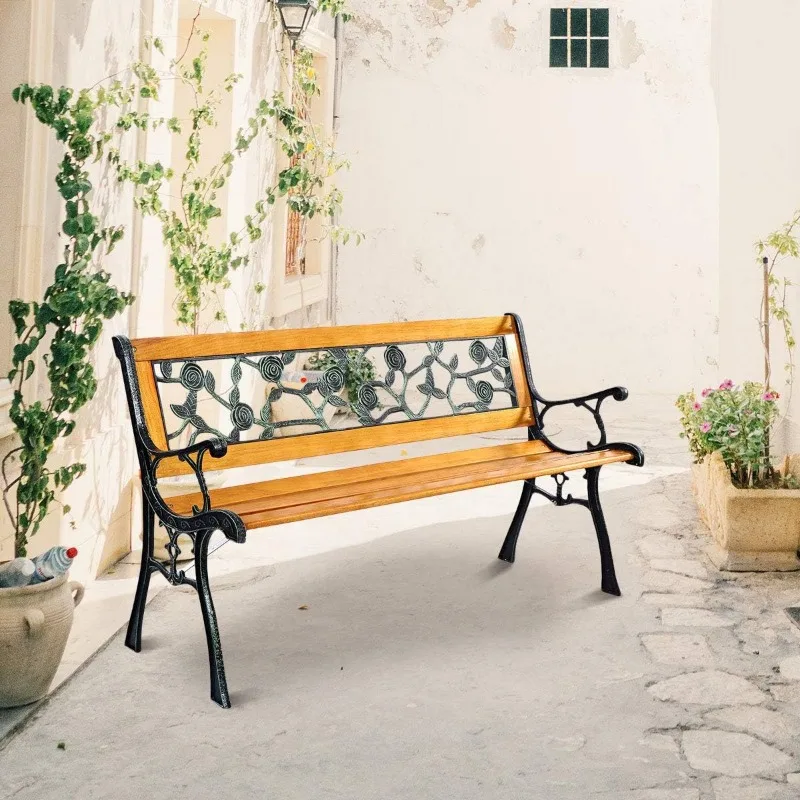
xmin=676 ymin=380 xmax=788 ymax=488
xmin=306 ymin=350 xmax=377 ymax=406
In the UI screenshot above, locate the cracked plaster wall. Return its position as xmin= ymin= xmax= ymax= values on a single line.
xmin=336 ymin=0 xmax=719 ymax=399
xmin=0 ymin=0 xmax=287 ymax=574
xmin=711 ymin=0 xmax=800 ymax=452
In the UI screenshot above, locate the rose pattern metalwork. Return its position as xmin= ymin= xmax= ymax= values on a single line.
xmin=475 ymin=381 xmax=494 ymax=404
xmin=154 ymin=337 xmax=518 ymax=446
xmin=259 ymin=356 xmax=284 ymax=382
xmin=180 ymin=362 xmax=204 ymax=391
xmin=231 ymin=403 xmax=254 ymax=431
xmin=357 ymin=384 xmax=379 ymax=410
xmin=469 ymin=340 xmax=488 ymax=365
xmin=384 ymin=345 xmax=406 ymax=371
xmin=320 ymin=366 xmax=345 ymax=395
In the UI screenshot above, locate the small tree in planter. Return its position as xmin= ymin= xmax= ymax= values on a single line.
xmin=0 ymin=81 xmax=141 ymax=707
xmin=676 ymin=212 xmax=800 ymax=571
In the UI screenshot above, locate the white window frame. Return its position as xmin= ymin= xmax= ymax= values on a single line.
xmin=549 ymin=7 xmax=610 ymax=69
xmin=269 ymin=27 xmax=337 ymax=318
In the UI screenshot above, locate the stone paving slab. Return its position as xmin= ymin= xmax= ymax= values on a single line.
xmin=2 ymin=473 xmax=800 ymax=799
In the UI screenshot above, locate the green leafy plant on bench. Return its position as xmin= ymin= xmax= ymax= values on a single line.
xmin=112 ymin=10 xmax=361 ymax=334
xmin=2 ymin=82 xmax=144 ymax=557
xmin=306 ymin=350 xmax=378 ymax=405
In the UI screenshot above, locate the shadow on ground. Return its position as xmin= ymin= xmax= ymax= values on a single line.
xmin=0 ymin=478 xmax=701 ymax=800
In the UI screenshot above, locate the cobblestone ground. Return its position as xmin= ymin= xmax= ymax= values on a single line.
xmin=632 ymin=482 xmax=800 ymax=800
xmin=1 ymin=468 xmax=800 ymax=799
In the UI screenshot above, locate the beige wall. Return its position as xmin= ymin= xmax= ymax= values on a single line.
xmin=711 ymin=0 xmax=800 ymax=451
xmin=0 ymin=0 xmax=335 ymax=576
xmin=336 ymin=0 xmax=720 ymax=401
xmin=0 ymin=1 xmax=32 ymax=377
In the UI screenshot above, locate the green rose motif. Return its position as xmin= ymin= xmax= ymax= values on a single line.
xmin=357 ymin=384 xmax=379 ymax=410
xmin=468 ymin=341 xmax=488 ymax=365
xmin=475 ymin=381 xmax=494 ymax=404
xmin=384 ymin=345 xmax=406 ymax=371
xmin=259 ymin=356 xmax=284 ymax=383
xmin=320 ymin=366 xmax=345 ymax=394
xmin=231 ymin=402 xmax=254 ymax=431
xmin=179 ymin=362 xmax=204 ymax=391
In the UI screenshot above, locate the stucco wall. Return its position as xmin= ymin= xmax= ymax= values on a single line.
xmin=0 ymin=0 xmax=320 ymax=577
xmin=0 ymin=0 xmax=145 ymax=575
xmin=335 ymin=0 xmax=719 ymax=399
xmin=711 ymin=0 xmax=800 ymax=451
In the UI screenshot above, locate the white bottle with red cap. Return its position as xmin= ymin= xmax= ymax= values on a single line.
xmin=29 ymin=546 xmax=78 ymax=584
xmin=0 ymin=558 xmax=36 ymax=588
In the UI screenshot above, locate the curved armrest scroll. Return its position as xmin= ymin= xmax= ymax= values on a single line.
xmin=536 ymin=386 xmax=637 ymax=456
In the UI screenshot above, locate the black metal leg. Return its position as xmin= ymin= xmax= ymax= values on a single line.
xmin=193 ymin=529 xmax=231 ymax=709
xmin=498 ymin=480 xmax=535 ymax=563
xmin=585 ymin=466 xmax=621 ymax=596
xmin=125 ymin=490 xmax=154 ymax=652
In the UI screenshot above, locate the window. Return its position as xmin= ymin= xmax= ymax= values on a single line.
xmin=270 ymin=29 xmax=337 ymax=318
xmin=285 ymin=106 xmax=309 ymax=278
xmin=550 ymin=8 xmax=609 ymax=69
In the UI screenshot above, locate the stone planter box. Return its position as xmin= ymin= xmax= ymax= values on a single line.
xmin=692 ymin=452 xmax=800 ymax=571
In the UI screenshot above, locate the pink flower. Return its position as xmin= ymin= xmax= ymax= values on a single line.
xmin=693 ymin=402 xmax=702 ymax=411
xmin=763 ymin=391 xmax=780 ymax=401
xmin=700 ymin=422 xmax=712 ymax=433
xmin=701 ymin=388 xmax=714 ymax=398
xmin=719 ymin=379 xmax=734 ymax=390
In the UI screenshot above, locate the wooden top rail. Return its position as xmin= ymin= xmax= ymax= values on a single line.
xmin=129 ymin=316 xmax=517 ymax=362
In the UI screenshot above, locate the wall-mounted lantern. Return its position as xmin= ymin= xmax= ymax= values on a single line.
xmin=275 ymin=0 xmax=318 ymax=45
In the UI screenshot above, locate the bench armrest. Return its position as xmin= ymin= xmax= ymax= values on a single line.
xmin=146 ymin=437 xmax=229 ymax=517
xmin=535 ymin=386 xmax=644 ymax=466
xmin=141 ymin=437 xmax=246 ymax=544
xmin=144 ymin=437 xmax=229 ymax=462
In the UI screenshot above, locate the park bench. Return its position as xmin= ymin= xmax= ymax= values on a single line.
xmin=114 ymin=314 xmax=643 ymax=708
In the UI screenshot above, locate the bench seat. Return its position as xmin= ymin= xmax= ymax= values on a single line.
xmin=165 ymin=440 xmax=636 ymax=530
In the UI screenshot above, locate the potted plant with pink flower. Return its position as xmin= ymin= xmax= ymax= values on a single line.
xmin=676 ymin=214 xmax=800 ymax=570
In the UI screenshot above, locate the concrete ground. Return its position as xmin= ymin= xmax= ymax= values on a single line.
xmin=2 ymin=399 xmax=800 ymax=799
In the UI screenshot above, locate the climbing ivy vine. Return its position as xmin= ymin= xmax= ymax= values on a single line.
xmin=3 ymin=83 xmax=141 ymax=557
xmin=113 ymin=7 xmax=360 ymax=334
xmin=2 ymin=3 xmax=358 ymax=557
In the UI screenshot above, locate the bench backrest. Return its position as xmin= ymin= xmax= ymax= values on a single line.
xmin=114 ymin=315 xmax=535 ymax=478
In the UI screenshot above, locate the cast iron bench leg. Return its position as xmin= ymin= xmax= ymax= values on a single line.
xmin=498 ymin=480 xmax=535 ymax=563
xmin=125 ymin=490 xmax=154 ymax=653
xmin=194 ymin=528 xmax=231 ymax=709
xmin=586 ymin=466 xmax=621 ymax=596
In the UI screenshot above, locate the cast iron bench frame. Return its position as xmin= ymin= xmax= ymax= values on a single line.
xmin=114 ymin=314 xmax=643 ymax=707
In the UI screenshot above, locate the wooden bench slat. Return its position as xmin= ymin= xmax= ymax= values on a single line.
xmin=130 ymin=316 xmax=517 ymax=362
xmin=167 ymin=439 xmax=551 ymax=512
xmin=166 ymin=443 xmax=634 ymax=529
xmin=154 ymin=406 xmax=535 ymax=477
